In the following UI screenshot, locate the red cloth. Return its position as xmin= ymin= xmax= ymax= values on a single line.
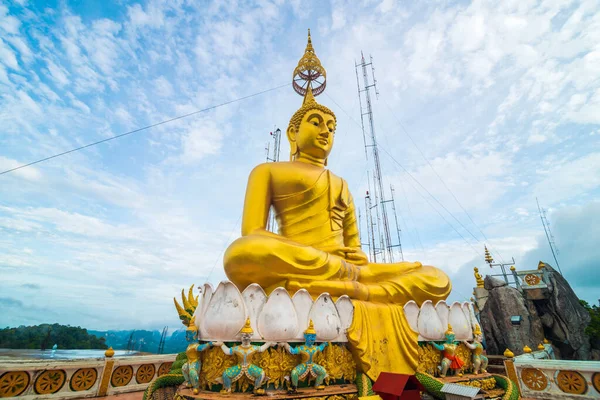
xmin=443 ymin=351 xmax=464 ymax=369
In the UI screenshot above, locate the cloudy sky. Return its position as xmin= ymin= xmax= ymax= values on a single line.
xmin=1 ymin=0 xmax=599 ymax=331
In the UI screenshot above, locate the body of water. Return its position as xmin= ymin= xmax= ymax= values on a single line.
xmin=0 ymin=348 xmax=147 ymax=360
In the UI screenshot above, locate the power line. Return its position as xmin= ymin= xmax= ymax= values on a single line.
xmin=380 ymin=98 xmax=507 ymax=263
xmin=0 ymin=83 xmax=289 ymax=177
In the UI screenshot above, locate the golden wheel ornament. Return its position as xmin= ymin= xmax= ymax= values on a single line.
xmin=34 ymin=369 xmax=66 ymax=394
xmin=70 ymin=368 xmax=97 ymax=391
xmin=556 ymin=370 xmax=587 ymax=395
xmin=593 ymin=372 xmax=600 ymax=393
xmin=524 ymin=274 xmax=541 ymax=286
xmin=110 ymin=366 xmax=133 ymax=387
xmin=158 ymin=362 xmax=172 ymax=377
xmin=521 ymin=368 xmax=548 ymax=391
xmin=135 ymin=364 xmax=155 ymax=384
xmin=0 ymin=371 xmax=30 ymax=398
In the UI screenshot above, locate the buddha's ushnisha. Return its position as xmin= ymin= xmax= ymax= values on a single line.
xmin=224 ymin=30 xmax=451 ymax=380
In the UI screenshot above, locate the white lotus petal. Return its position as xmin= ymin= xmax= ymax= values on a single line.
xmin=292 ymin=289 xmax=313 ymax=341
xmin=449 ymin=302 xmax=470 ymax=340
xmin=417 ymin=300 xmax=444 ymax=340
xmin=309 ymin=293 xmax=342 ymax=341
xmin=403 ymin=301 xmax=420 ymax=334
xmin=195 ymin=282 xmax=214 ymax=339
xmin=204 ymin=281 xmax=246 ymax=340
xmin=334 ymin=295 xmax=353 ymax=342
xmin=461 ymin=302 xmax=473 ymax=340
xmin=435 ymin=300 xmax=449 ymax=334
xmin=258 ymin=287 xmax=299 ymax=341
xmin=242 ymin=284 xmax=267 ymax=340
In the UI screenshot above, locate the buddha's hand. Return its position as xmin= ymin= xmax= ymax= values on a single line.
xmin=338 ymin=247 xmax=369 ymax=266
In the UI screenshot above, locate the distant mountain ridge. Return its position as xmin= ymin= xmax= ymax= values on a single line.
xmin=89 ymin=328 xmax=187 ymax=354
xmin=0 ymin=324 xmax=108 ymax=350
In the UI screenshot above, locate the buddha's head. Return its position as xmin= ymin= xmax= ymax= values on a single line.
xmin=287 ymin=89 xmax=337 ymax=163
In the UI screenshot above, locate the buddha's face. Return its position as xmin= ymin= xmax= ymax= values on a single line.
xmin=290 ymin=109 xmax=335 ymax=160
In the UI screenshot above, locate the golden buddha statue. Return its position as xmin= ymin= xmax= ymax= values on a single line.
xmin=224 ymin=30 xmax=451 ymax=380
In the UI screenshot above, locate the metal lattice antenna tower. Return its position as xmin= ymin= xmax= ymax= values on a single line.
xmin=356 ymin=52 xmax=396 ymax=262
xmin=390 ymin=185 xmax=404 ymax=261
xmin=536 ymin=197 xmax=563 ymax=275
xmin=266 ymin=128 xmax=282 ymax=232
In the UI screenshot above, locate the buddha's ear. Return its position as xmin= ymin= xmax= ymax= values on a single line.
xmin=287 ymin=126 xmax=298 ymax=161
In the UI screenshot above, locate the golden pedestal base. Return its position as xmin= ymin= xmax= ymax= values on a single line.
xmin=175 ymin=384 xmax=358 ymax=400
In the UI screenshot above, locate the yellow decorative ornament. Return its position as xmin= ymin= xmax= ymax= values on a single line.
xmin=538 ymin=261 xmax=545 ymax=270
xmin=240 ymin=317 xmax=254 ymax=334
xmin=537 ymin=343 xmax=545 ymax=351
xmin=304 ymin=319 xmax=317 ymax=335
xmin=222 ymin=29 xmax=451 ymax=382
xmin=186 ymin=315 xmax=198 ymax=332
xmin=445 ymin=324 xmax=455 ymax=336
xmin=473 ymin=324 xmax=482 ymax=336
xmin=543 ymin=338 xmax=550 ymax=344
xmin=503 ymin=348 xmax=514 ymax=358
xmin=523 ymin=345 xmax=532 ymax=353
xmin=104 ymin=347 xmax=115 ymax=358
xmin=174 ymin=285 xmax=199 ymax=327
xmin=473 ymin=267 xmax=484 ymax=288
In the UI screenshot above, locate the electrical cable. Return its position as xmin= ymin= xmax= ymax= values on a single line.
xmin=1 ymin=83 xmax=289 ymax=176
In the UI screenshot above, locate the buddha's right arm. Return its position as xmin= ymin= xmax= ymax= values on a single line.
xmin=241 ymin=164 xmax=275 ymax=237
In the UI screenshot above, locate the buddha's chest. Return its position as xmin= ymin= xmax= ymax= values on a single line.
xmin=271 ymin=169 xmax=343 ymax=200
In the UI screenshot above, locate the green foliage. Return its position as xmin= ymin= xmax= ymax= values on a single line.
xmin=579 ymin=300 xmax=600 ymax=343
xmin=142 ymin=352 xmax=186 ymax=400
xmin=355 ymin=372 xmax=375 ymax=397
xmin=0 ymin=324 xmax=107 ymax=350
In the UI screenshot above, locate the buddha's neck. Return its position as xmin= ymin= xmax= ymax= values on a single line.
xmin=295 ymin=153 xmax=326 ymax=168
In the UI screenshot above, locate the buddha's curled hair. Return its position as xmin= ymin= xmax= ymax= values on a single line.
xmin=287 ymin=100 xmax=337 ymax=134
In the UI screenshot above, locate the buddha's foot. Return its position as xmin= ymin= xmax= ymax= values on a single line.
xmin=316 ymin=385 xmax=325 ymax=390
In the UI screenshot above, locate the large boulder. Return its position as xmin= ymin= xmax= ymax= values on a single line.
xmin=478 ymin=262 xmax=593 ymax=360
xmin=479 ymin=276 xmax=545 ymax=356
xmin=535 ymin=263 xmax=591 ymax=359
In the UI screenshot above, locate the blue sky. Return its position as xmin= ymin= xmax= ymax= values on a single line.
xmin=1 ymin=0 xmax=599 ymax=331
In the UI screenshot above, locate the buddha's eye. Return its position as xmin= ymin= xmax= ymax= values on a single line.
xmin=311 ymin=120 xmax=319 ymax=126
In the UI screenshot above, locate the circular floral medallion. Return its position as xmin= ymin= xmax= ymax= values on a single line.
xmin=157 ymin=362 xmax=172 ymax=377
xmin=70 ymin=368 xmax=97 ymax=391
xmin=34 ymin=369 xmax=66 ymax=394
xmin=135 ymin=364 xmax=155 ymax=384
xmin=556 ymin=370 xmax=587 ymax=395
xmin=0 ymin=371 xmax=30 ymax=398
xmin=592 ymin=372 xmax=600 ymax=393
xmin=524 ymin=274 xmax=541 ymax=286
xmin=521 ymin=368 xmax=548 ymax=391
xmin=111 ymin=366 xmax=133 ymax=387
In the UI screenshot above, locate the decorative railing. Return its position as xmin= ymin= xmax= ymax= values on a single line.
xmin=511 ymin=358 xmax=600 ymax=399
xmin=0 ymin=352 xmax=176 ymax=399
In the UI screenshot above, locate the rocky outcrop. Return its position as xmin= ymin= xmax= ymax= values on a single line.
xmin=478 ymin=263 xmax=593 ymax=360
xmin=535 ymin=263 xmax=591 ymax=359
xmin=479 ymin=276 xmax=545 ymax=356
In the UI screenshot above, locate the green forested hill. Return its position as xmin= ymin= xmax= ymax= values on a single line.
xmin=0 ymin=324 xmax=108 ymax=350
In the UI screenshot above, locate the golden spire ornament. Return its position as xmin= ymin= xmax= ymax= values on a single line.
xmin=304 ymin=319 xmax=317 ymax=335
xmin=484 ymin=245 xmax=494 ymax=266
xmin=292 ymin=29 xmax=327 ymax=98
xmin=240 ymin=317 xmax=254 ymax=334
